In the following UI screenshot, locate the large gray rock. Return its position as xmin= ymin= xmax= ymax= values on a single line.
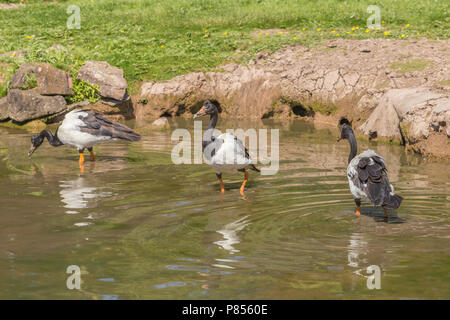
xmin=7 ymin=89 xmax=67 ymax=122
xmin=35 ymin=64 xmax=74 ymax=95
xmin=10 ymin=63 xmax=37 ymax=89
xmin=77 ymin=60 xmax=128 ymax=101
xmin=360 ymin=87 xmax=450 ymax=142
xmin=10 ymin=63 xmax=74 ymax=95
xmin=0 ymin=97 xmax=9 ymax=121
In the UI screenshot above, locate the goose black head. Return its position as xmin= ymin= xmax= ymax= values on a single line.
xmin=28 ymin=132 xmax=44 ymax=157
xmin=193 ymin=100 xmax=219 ymax=119
xmin=337 ymin=119 xmax=354 ymax=142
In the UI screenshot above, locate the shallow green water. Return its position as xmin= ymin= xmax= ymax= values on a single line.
xmin=0 ymin=118 xmax=448 ymax=299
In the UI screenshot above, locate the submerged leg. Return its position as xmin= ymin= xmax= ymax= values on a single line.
xmin=355 ymin=199 xmax=361 ymax=216
xmin=78 ymin=148 xmax=85 ymax=173
xmin=216 ymin=173 xmax=225 ymax=194
xmin=240 ymin=170 xmax=249 ymax=196
xmin=383 ymin=207 xmax=388 ymax=218
xmin=87 ymin=147 xmax=95 ymax=161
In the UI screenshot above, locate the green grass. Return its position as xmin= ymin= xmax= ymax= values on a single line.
xmin=390 ymin=58 xmax=434 ymax=74
xmin=0 ymin=0 xmax=448 ymax=93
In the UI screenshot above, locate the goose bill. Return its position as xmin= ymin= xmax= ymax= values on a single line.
xmin=193 ymin=106 xmax=207 ymax=119
xmin=28 ymin=145 xmax=36 ymax=157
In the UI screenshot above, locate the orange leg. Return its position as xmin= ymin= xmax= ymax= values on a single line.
xmin=219 ymin=178 xmax=225 ymax=194
xmin=216 ymin=173 xmax=225 ymax=194
xmin=240 ymin=171 xmax=249 ymax=196
xmin=355 ymin=199 xmax=361 ymax=216
xmin=79 ymin=153 xmax=85 ymax=173
xmin=87 ymin=147 xmax=95 ymax=161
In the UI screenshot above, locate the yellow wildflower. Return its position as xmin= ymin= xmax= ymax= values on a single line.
xmin=355 ymin=26 xmax=359 ymax=30
xmin=317 ymin=28 xmax=321 ymax=31
xmin=406 ymin=24 xmax=410 ymax=27
xmin=365 ymin=29 xmax=370 ymax=33
xmin=11 ymin=52 xmax=16 ymax=56
xmin=331 ymin=30 xmax=336 ymax=33
xmin=258 ymin=32 xmax=262 ymax=35
xmin=302 ymin=28 xmax=306 ymax=31
xmin=384 ymin=31 xmax=390 ymax=36
xmin=293 ymin=37 xmax=297 ymax=40
xmin=120 ymin=30 xmax=124 ymax=33
xmin=160 ymin=45 xmax=164 ymax=48
xmin=401 ymin=34 xmax=405 ymax=38
xmin=265 ymin=33 xmax=269 ymax=36
xmin=335 ymin=33 xmax=340 ymax=37
xmin=279 ymin=31 xmax=283 ymax=35
xmin=25 ymin=35 xmax=32 ymax=39
xmin=223 ymin=32 xmax=228 ymax=35
xmin=381 ymin=20 xmax=385 ymax=24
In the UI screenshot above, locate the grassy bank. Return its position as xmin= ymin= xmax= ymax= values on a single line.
xmin=0 ymin=0 xmax=448 ymax=93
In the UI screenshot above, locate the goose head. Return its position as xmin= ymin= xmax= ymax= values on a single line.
xmin=28 ymin=132 xmax=45 ymax=157
xmin=193 ymin=100 xmax=219 ymax=118
xmin=337 ymin=124 xmax=355 ymax=142
xmin=337 ymin=118 xmax=354 ymax=142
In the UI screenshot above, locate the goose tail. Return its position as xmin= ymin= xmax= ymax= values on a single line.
xmin=385 ymin=194 xmax=403 ymax=210
xmin=110 ymin=122 xmax=141 ymax=142
xmin=249 ymin=164 xmax=260 ymax=172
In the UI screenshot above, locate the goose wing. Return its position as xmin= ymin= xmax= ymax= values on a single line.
xmin=233 ymin=136 xmax=251 ymax=160
xmin=78 ymin=111 xmax=141 ymax=142
xmin=356 ymin=155 xmax=390 ymax=206
xmin=350 ymin=152 xmax=402 ymax=209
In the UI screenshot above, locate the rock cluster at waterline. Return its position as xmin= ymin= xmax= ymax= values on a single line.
xmin=0 ymin=58 xmax=132 ymax=123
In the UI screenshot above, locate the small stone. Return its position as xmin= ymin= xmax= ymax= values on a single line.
xmin=151 ymin=117 xmax=170 ymax=127
xmin=77 ymin=60 xmax=128 ymax=101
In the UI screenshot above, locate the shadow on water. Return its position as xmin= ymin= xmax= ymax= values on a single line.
xmin=360 ymin=208 xmax=406 ymax=224
xmin=0 ymin=119 xmax=448 ymax=299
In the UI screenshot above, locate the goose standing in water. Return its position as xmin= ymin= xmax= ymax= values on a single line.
xmin=193 ymin=100 xmax=259 ymax=196
xmin=337 ymin=120 xmax=402 ymax=217
xmin=28 ymin=110 xmax=141 ymax=171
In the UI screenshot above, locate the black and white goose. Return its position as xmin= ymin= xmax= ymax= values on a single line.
xmin=28 ymin=110 xmax=141 ymax=169
xmin=337 ymin=120 xmax=402 ymax=217
xmin=193 ymin=100 xmax=259 ymax=195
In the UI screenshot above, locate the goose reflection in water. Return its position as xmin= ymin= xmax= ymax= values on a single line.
xmin=347 ymin=232 xmax=373 ymax=291
xmin=214 ymin=216 xmax=249 ymax=254
xmin=59 ymin=176 xmax=113 ymax=214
